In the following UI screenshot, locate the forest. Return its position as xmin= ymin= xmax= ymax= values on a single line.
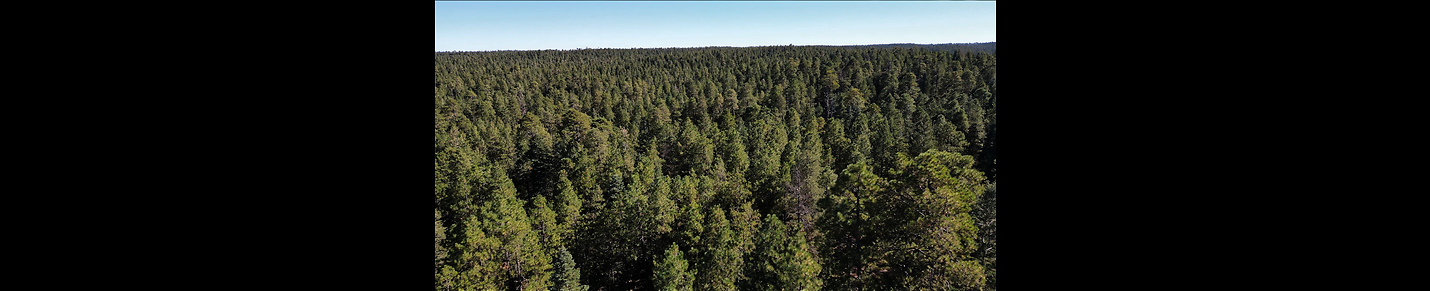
xmin=435 ymin=44 xmax=996 ymax=291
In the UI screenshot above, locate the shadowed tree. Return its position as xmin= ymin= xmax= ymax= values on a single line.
xmin=747 ymin=214 xmax=822 ymax=291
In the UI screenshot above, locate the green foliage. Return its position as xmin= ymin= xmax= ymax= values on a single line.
xmin=436 ymin=208 xmax=457 ymax=291
xmin=696 ymin=208 xmax=743 ymax=291
xmin=818 ymin=161 xmax=889 ymax=289
xmin=553 ymin=247 xmax=590 ymax=291
xmin=531 ymin=195 xmax=561 ymax=249
xmin=473 ymin=172 xmax=555 ymax=291
xmin=748 ymin=215 xmax=822 ymax=291
xmin=555 ymin=174 xmax=582 ymax=245
xmin=654 ymin=244 xmax=695 ymax=291
xmin=437 ymin=45 xmax=995 ymax=290
xmin=888 ymin=150 xmax=986 ymax=290
xmin=975 ymin=183 xmax=996 ymax=290
xmin=436 ymin=208 xmax=449 ymax=272
xmin=458 ymin=212 xmax=504 ymax=290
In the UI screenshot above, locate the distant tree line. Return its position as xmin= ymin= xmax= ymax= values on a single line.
xmin=838 ymin=42 xmax=996 ymax=54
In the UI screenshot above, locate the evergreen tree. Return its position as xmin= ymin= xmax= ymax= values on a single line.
xmin=436 ymin=209 xmax=448 ymax=273
xmin=475 ymin=171 xmax=555 ymax=291
xmin=517 ymin=112 xmax=559 ymax=200
xmin=975 ymin=183 xmax=996 ymax=291
xmin=748 ymin=214 xmax=822 ymax=291
xmin=783 ymin=120 xmax=834 ymax=235
xmin=889 ymin=150 xmax=986 ymax=290
xmin=842 ymin=88 xmax=866 ymax=120
xmin=436 ymin=208 xmax=458 ymax=291
xmin=654 ymin=244 xmax=695 ymax=291
xmin=697 ymin=208 xmax=743 ymax=291
xmin=555 ymin=174 xmax=582 ymax=245
xmin=820 ymin=69 xmax=840 ymax=119
xmin=552 ymin=247 xmax=590 ymax=291
xmin=531 ymin=195 xmax=561 ymax=249
xmin=819 ymin=161 xmax=888 ymax=289
xmin=933 ymin=114 xmax=969 ymax=154
xmin=459 ymin=214 xmax=504 ymax=291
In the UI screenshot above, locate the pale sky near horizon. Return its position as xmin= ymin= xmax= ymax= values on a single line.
xmin=436 ymin=1 xmax=995 ymax=51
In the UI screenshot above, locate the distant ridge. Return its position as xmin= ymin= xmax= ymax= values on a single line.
xmin=836 ymin=42 xmax=996 ymax=53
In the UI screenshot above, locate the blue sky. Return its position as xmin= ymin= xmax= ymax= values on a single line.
xmin=435 ymin=1 xmax=995 ymax=51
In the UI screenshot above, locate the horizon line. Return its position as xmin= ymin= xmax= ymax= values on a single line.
xmin=435 ymin=41 xmax=995 ymax=53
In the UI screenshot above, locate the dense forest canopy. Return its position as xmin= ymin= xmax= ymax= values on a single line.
xmin=435 ymin=44 xmax=996 ymax=290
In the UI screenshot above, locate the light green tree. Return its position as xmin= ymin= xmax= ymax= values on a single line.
xmin=654 ymin=244 xmax=695 ymax=291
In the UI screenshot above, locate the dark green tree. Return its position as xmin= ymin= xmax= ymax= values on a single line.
xmin=782 ymin=119 xmax=835 ymax=235
xmin=818 ymin=161 xmax=889 ymax=289
xmin=820 ymin=69 xmax=840 ymax=119
xmin=748 ymin=214 xmax=822 ymax=291
xmin=516 ymin=112 xmax=559 ymax=200
xmin=552 ymin=247 xmax=590 ymax=291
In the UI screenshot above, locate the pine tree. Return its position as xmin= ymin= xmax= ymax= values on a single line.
xmin=783 ymin=120 xmax=834 ymax=235
xmin=842 ymin=88 xmax=866 ymax=120
xmin=435 ymin=208 xmax=448 ymax=273
xmin=531 ymin=195 xmax=561 ymax=249
xmin=467 ymin=170 xmax=555 ymax=291
xmin=819 ymin=161 xmax=888 ymax=290
xmin=555 ymin=174 xmax=582 ymax=245
xmin=820 ymin=69 xmax=840 ymax=119
xmin=749 ymin=214 xmax=822 ymax=291
xmin=436 ymin=208 xmax=458 ymax=291
xmin=458 ymin=213 xmax=503 ymax=291
xmin=552 ymin=247 xmax=590 ymax=291
xmin=654 ymin=244 xmax=695 ymax=291
xmin=517 ymin=112 xmax=558 ymax=200
xmin=890 ymin=150 xmax=986 ymax=290
xmin=934 ymin=114 xmax=969 ymax=154
xmin=697 ymin=208 xmax=743 ymax=291
xmin=975 ymin=183 xmax=996 ymax=291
